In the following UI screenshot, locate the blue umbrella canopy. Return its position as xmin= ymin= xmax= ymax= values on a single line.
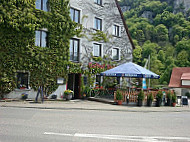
xmin=100 ymin=62 xmax=160 ymax=79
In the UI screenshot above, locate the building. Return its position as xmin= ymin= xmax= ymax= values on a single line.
xmin=3 ymin=0 xmax=134 ymax=99
xmin=65 ymin=0 xmax=134 ymax=99
xmin=169 ymin=67 xmax=190 ymax=96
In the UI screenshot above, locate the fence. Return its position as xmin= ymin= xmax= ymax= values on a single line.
xmin=114 ymin=89 xmax=173 ymax=103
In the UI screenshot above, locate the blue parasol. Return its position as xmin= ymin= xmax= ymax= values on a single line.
xmin=100 ymin=62 xmax=160 ymax=79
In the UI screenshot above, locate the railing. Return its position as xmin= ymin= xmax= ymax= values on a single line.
xmin=114 ymin=90 xmax=173 ymax=103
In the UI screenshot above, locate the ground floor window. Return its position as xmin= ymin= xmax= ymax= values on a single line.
xmin=17 ymin=72 xmax=29 ymax=89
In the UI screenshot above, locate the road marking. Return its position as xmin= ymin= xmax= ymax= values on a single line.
xmin=44 ymin=132 xmax=190 ymax=142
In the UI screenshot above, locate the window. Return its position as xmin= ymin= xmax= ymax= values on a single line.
xmin=70 ymin=8 xmax=80 ymax=23
xmin=93 ymin=43 xmax=102 ymax=57
xmin=94 ymin=0 xmax=102 ymax=5
xmin=17 ymin=72 xmax=29 ymax=89
xmin=96 ymin=75 xmax=102 ymax=87
xmin=112 ymin=48 xmax=119 ymax=60
xmin=35 ymin=30 xmax=48 ymax=47
xmin=113 ymin=25 xmax=120 ymax=37
xmin=94 ymin=17 xmax=102 ymax=31
xmin=36 ymin=0 xmax=48 ymax=11
xmin=70 ymin=39 xmax=79 ymax=62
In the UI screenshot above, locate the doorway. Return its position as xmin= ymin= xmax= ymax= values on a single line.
xmin=67 ymin=73 xmax=81 ymax=99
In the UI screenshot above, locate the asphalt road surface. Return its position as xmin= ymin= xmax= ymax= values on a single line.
xmin=1 ymin=107 xmax=190 ymax=142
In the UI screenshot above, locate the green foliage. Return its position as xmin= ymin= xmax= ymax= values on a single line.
xmin=156 ymin=91 xmax=163 ymax=99
xmin=166 ymin=91 xmax=172 ymax=99
xmin=172 ymin=93 xmax=177 ymax=103
xmin=120 ymin=0 xmax=190 ymax=86
xmin=138 ymin=90 xmax=145 ymax=100
xmin=0 ymin=0 xmax=81 ymax=97
xmin=147 ymin=93 xmax=154 ymax=101
xmin=116 ymin=90 xmax=123 ymax=100
xmin=185 ymin=92 xmax=190 ymax=99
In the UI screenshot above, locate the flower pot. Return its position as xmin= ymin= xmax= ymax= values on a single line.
xmin=137 ymin=99 xmax=143 ymax=107
xmin=21 ymin=93 xmax=28 ymax=100
xmin=166 ymin=99 xmax=171 ymax=106
xmin=156 ymin=98 xmax=162 ymax=107
xmin=65 ymin=93 xmax=72 ymax=101
xmin=117 ymin=100 xmax=122 ymax=105
xmin=172 ymin=103 xmax=176 ymax=107
xmin=147 ymin=100 xmax=152 ymax=107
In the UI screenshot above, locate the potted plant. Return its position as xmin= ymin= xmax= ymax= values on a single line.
xmin=116 ymin=90 xmax=123 ymax=105
xmin=21 ymin=93 xmax=28 ymax=100
xmin=172 ymin=93 xmax=177 ymax=107
xmin=147 ymin=93 xmax=153 ymax=107
xmin=156 ymin=91 xmax=163 ymax=107
xmin=64 ymin=89 xmax=73 ymax=101
xmin=166 ymin=91 xmax=172 ymax=106
xmin=137 ymin=90 xmax=145 ymax=107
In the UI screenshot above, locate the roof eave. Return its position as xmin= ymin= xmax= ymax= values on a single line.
xmin=115 ymin=0 xmax=135 ymax=49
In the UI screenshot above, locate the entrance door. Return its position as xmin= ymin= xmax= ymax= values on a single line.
xmin=67 ymin=74 xmax=81 ymax=99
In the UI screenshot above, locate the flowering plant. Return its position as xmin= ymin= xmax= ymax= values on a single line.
xmin=64 ymin=89 xmax=73 ymax=96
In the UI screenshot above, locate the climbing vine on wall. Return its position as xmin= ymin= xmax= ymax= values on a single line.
xmin=0 ymin=0 xmax=82 ymax=97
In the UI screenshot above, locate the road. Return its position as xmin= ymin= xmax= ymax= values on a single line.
xmin=0 ymin=107 xmax=190 ymax=142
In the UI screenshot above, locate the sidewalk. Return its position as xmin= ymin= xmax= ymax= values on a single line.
xmin=1 ymin=99 xmax=190 ymax=112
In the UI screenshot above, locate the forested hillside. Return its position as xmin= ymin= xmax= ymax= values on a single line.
xmin=119 ymin=0 xmax=190 ymax=86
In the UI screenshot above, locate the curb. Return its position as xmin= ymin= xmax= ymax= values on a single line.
xmin=88 ymin=97 xmax=115 ymax=104
xmin=1 ymin=105 xmax=190 ymax=113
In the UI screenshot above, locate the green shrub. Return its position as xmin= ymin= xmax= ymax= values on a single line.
xmin=147 ymin=93 xmax=154 ymax=101
xmin=166 ymin=91 xmax=172 ymax=99
xmin=172 ymin=93 xmax=177 ymax=103
xmin=138 ymin=90 xmax=145 ymax=100
xmin=116 ymin=90 xmax=123 ymax=100
xmin=156 ymin=91 xmax=163 ymax=99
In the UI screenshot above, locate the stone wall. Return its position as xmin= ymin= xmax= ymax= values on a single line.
xmin=70 ymin=0 xmax=133 ymax=67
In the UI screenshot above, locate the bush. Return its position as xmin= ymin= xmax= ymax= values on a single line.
xmin=116 ymin=90 xmax=123 ymax=100
xmin=166 ymin=91 xmax=172 ymax=99
xmin=147 ymin=93 xmax=154 ymax=101
xmin=172 ymin=93 xmax=177 ymax=103
xmin=156 ymin=91 xmax=163 ymax=99
xmin=185 ymin=92 xmax=190 ymax=99
xmin=138 ymin=90 xmax=145 ymax=100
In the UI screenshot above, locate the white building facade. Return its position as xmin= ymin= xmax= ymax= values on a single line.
xmin=68 ymin=0 xmax=134 ymax=98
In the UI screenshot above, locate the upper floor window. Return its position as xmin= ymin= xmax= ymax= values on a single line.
xmin=70 ymin=39 xmax=79 ymax=62
xmin=94 ymin=17 xmax=102 ymax=31
xmin=93 ymin=43 xmax=102 ymax=57
xmin=112 ymin=48 xmax=119 ymax=60
xmin=17 ymin=72 xmax=29 ymax=89
xmin=113 ymin=25 xmax=120 ymax=37
xmin=35 ymin=30 xmax=48 ymax=47
xmin=36 ymin=0 xmax=48 ymax=11
xmin=94 ymin=0 xmax=102 ymax=6
xmin=70 ymin=8 xmax=80 ymax=23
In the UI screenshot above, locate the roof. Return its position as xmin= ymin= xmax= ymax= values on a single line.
xmin=181 ymin=73 xmax=190 ymax=80
xmin=115 ymin=0 xmax=135 ymax=49
xmin=169 ymin=67 xmax=190 ymax=88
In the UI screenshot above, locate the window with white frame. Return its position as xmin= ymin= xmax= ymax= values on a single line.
xmin=17 ymin=72 xmax=29 ymax=89
xmin=112 ymin=48 xmax=119 ymax=60
xmin=70 ymin=8 xmax=80 ymax=23
xmin=93 ymin=43 xmax=102 ymax=57
xmin=94 ymin=0 xmax=102 ymax=6
xmin=113 ymin=25 xmax=120 ymax=37
xmin=35 ymin=30 xmax=48 ymax=47
xmin=94 ymin=17 xmax=102 ymax=31
xmin=36 ymin=0 xmax=48 ymax=11
xmin=70 ymin=39 xmax=79 ymax=62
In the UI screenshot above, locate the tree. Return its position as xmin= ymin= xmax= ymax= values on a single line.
xmin=176 ymin=50 xmax=190 ymax=67
xmin=155 ymin=24 xmax=169 ymax=42
xmin=142 ymin=41 xmax=160 ymax=58
xmin=132 ymin=40 xmax=142 ymax=64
